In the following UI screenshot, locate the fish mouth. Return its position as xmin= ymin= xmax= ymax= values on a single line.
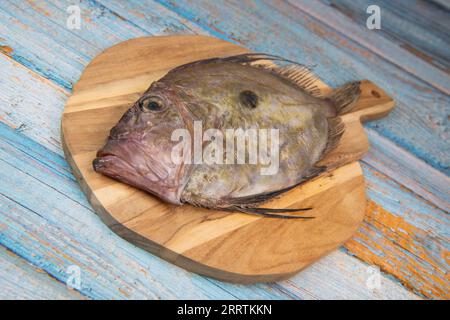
xmin=93 ymin=152 xmax=130 ymax=175
xmin=93 ymin=151 xmax=141 ymax=186
xmin=93 ymin=142 xmax=183 ymax=205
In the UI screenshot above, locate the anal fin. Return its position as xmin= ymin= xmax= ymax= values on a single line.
xmin=230 ymin=206 xmax=314 ymax=219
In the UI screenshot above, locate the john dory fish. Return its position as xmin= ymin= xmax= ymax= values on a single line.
xmin=93 ymin=54 xmax=360 ymax=218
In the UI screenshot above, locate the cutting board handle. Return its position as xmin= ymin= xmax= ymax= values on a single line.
xmin=352 ymin=80 xmax=395 ymax=123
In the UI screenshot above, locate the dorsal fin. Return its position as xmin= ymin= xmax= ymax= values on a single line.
xmin=168 ymin=53 xmax=292 ymax=74
xmin=270 ymin=65 xmax=323 ymax=97
xmin=168 ymin=53 xmax=325 ymax=97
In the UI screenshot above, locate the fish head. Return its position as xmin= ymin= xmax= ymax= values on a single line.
xmin=93 ymin=82 xmax=190 ymax=205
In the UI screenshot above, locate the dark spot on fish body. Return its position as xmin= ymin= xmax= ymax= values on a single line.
xmin=240 ymin=90 xmax=259 ymax=109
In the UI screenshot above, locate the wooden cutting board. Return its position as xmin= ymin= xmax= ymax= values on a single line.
xmin=61 ymin=35 xmax=395 ymax=283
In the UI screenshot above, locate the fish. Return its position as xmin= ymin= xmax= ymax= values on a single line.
xmin=93 ymin=53 xmax=361 ymax=218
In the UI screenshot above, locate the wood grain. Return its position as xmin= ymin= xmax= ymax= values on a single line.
xmin=346 ymin=198 xmax=449 ymax=298
xmin=0 ymin=52 xmax=418 ymax=299
xmin=0 ymin=246 xmax=84 ymax=300
xmin=0 ymin=120 xmax=418 ymax=299
xmin=0 ymin=0 xmax=446 ymax=298
xmin=61 ymin=35 xmax=394 ymax=282
xmin=0 ymin=52 xmax=415 ymax=299
xmin=1 ymin=0 xmax=448 ymax=175
xmin=291 ymin=0 xmax=450 ymax=94
xmin=315 ymin=0 xmax=450 ymax=72
xmin=156 ymin=0 xmax=449 ymax=175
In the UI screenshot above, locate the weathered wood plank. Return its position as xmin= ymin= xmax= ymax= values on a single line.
xmin=0 ymin=0 xmax=448 ymax=174
xmin=1 ymin=0 xmax=445 ymax=212
xmin=351 ymin=165 xmax=449 ymax=298
xmin=365 ymin=129 xmax=449 ymax=213
xmin=295 ymin=0 xmax=450 ymax=94
xmin=154 ymin=0 xmax=449 ymax=175
xmin=0 ymin=122 xmax=235 ymax=299
xmin=75 ymin=0 xmax=450 ymax=209
xmin=0 ymin=0 xmax=145 ymax=89
xmin=0 ymin=54 xmax=428 ymax=299
xmin=0 ymin=1 xmax=447 ymax=297
xmin=277 ymin=249 xmax=421 ymax=300
xmin=127 ymin=3 xmax=449 ymax=297
xmin=0 ymin=51 xmax=68 ymax=156
xmin=0 ymin=120 xmax=420 ymax=299
xmin=312 ymin=0 xmax=450 ymax=73
xmin=0 ymin=245 xmax=85 ymax=299
xmin=94 ymin=0 xmax=450 ymax=212
xmin=429 ymin=0 xmax=450 ymax=11
xmin=212 ymin=249 xmax=421 ymax=300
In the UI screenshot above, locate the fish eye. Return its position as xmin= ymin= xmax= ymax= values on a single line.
xmin=139 ymin=98 xmax=163 ymax=112
xmin=239 ymin=90 xmax=258 ymax=109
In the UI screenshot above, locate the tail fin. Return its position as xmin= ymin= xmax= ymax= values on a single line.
xmin=327 ymin=81 xmax=361 ymax=115
xmin=319 ymin=81 xmax=361 ymax=160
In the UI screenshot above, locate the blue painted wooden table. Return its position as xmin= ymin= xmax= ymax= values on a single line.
xmin=0 ymin=0 xmax=448 ymax=299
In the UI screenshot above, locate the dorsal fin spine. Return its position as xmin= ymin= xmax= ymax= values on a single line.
xmin=168 ymin=53 xmax=325 ymax=98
